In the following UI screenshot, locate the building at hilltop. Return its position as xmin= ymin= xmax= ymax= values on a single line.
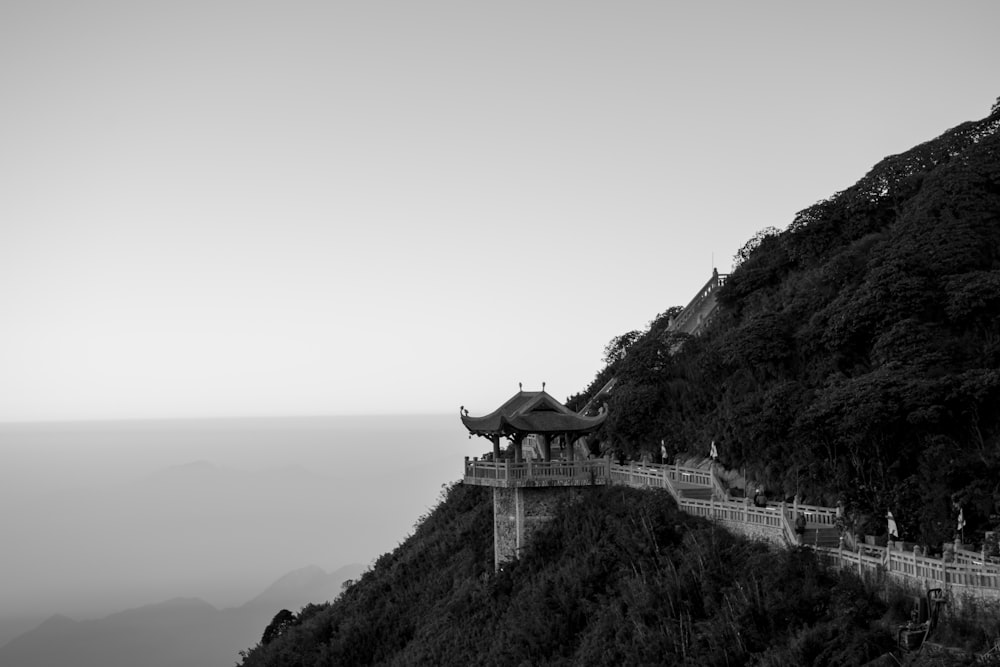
xmin=579 ymin=268 xmax=729 ymax=414
xmin=666 ymin=268 xmax=728 ymax=336
xmin=461 ymin=388 xmax=609 ymax=569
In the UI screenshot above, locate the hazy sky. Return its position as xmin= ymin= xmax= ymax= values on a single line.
xmin=0 ymin=416 xmax=469 ymax=618
xmin=2 ymin=1 xmax=998 ymax=421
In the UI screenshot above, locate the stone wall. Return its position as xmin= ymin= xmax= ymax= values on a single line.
xmin=493 ymin=487 xmax=519 ymax=569
xmin=492 ymin=486 xmax=584 ymax=569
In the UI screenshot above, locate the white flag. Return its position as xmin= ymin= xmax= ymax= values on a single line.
xmin=887 ymin=511 xmax=898 ymax=540
xmin=709 ymin=441 xmax=718 ymax=460
xmin=957 ymin=508 xmax=966 ymax=531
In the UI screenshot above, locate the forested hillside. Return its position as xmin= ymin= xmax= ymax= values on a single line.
xmin=238 ymin=484 xmax=896 ymax=666
xmin=574 ymin=102 xmax=1000 ymax=547
xmin=241 ymin=102 xmax=1000 ymax=665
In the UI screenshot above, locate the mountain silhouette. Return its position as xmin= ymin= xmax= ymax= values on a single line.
xmin=0 ymin=564 xmax=363 ymax=667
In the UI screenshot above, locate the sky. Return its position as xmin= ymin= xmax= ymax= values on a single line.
xmin=2 ymin=1 xmax=998 ymax=422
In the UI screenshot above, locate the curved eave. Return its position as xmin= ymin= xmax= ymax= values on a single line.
xmin=506 ymin=410 xmax=607 ymax=434
xmin=461 ymin=406 xmax=607 ymax=437
xmin=461 ymin=413 xmax=508 ymax=437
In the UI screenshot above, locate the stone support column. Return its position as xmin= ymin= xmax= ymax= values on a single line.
xmin=539 ymin=434 xmax=550 ymax=461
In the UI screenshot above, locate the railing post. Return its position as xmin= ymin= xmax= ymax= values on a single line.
xmin=504 ymin=458 xmax=510 ymax=481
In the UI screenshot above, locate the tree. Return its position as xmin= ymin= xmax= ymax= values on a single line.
xmin=603 ymin=330 xmax=642 ymax=365
xmin=261 ymin=609 xmax=296 ymax=645
xmin=732 ymin=226 xmax=781 ymax=268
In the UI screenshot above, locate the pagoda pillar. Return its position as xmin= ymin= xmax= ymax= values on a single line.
xmin=565 ymin=433 xmax=575 ymax=461
xmin=491 ymin=434 xmax=501 ymax=461
xmin=514 ymin=434 xmax=524 ymax=462
xmin=539 ymin=434 xmax=551 ymax=461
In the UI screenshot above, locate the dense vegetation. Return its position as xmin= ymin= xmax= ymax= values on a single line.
xmin=570 ymin=102 xmax=1000 ymax=549
xmin=239 ymin=484 xmax=899 ymax=666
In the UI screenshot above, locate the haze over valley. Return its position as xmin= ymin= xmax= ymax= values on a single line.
xmin=0 ymin=415 xmax=468 ymax=654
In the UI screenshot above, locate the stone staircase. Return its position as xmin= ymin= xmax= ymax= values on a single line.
xmin=676 ymin=484 xmax=714 ymax=501
xmin=799 ymin=526 xmax=841 ymax=548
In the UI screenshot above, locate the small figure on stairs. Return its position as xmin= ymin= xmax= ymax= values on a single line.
xmin=795 ymin=513 xmax=807 ymax=543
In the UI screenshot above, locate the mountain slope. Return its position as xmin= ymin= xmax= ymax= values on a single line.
xmin=587 ymin=103 xmax=1000 ymax=546
xmin=238 ymin=101 xmax=1000 ymax=667
xmin=243 ymin=563 xmax=366 ymax=611
xmin=0 ymin=566 xmax=362 ymax=667
xmin=237 ymin=483 xmax=894 ymax=666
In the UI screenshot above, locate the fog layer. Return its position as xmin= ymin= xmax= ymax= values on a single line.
xmin=0 ymin=415 xmax=469 ymax=619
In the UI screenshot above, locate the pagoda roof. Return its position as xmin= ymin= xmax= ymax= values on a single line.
xmin=461 ymin=390 xmax=607 ymax=438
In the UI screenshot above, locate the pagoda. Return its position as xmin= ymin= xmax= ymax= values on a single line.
xmin=461 ymin=385 xmax=609 ymax=569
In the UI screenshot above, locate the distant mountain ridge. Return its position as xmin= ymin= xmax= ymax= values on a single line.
xmin=0 ymin=563 xmax=364 ymax=667
xmin=245 ymin=564 xmax=362 ymax=610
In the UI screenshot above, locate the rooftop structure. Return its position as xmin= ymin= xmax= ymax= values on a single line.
xmin=461 ymin=387 xmax=606 ymax=468
xmin=461 ymin=387 xmax=609 ymax=568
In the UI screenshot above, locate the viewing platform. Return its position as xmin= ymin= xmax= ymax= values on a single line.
xmin=464 ymin=457 xmax=612 ymax=488
xmin=461 ymin=383 xmax=1000 ymax=599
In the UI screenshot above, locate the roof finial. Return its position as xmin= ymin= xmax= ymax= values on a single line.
xmin=518 ymin=382 xmax=522 ymax=392
xmin=542 ymin=381 xmax=546 ymax=391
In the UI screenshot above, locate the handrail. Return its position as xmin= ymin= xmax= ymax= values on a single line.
xmin=824 ymin=543 xmax=1000 ymax=590
xmin=465 ymin=455 xmax=1000 ymax=595
xmin=464 ymin=457 xmax=612 ymax=484
xmin=780 ymin=506 xmax=799 ymax=546
xmin=708 ymin=464 xmax=729 ymax=501
xmin=669 ymin=271 xmax=729 ymax=334
xmin=794 ymin=503 xmax=839 ymax=525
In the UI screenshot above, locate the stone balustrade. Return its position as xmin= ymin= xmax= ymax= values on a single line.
xmin=465 ymin=456 xmax=1000 ymax=599
xmin=464 ymin=457 xmax=612 ymax=488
